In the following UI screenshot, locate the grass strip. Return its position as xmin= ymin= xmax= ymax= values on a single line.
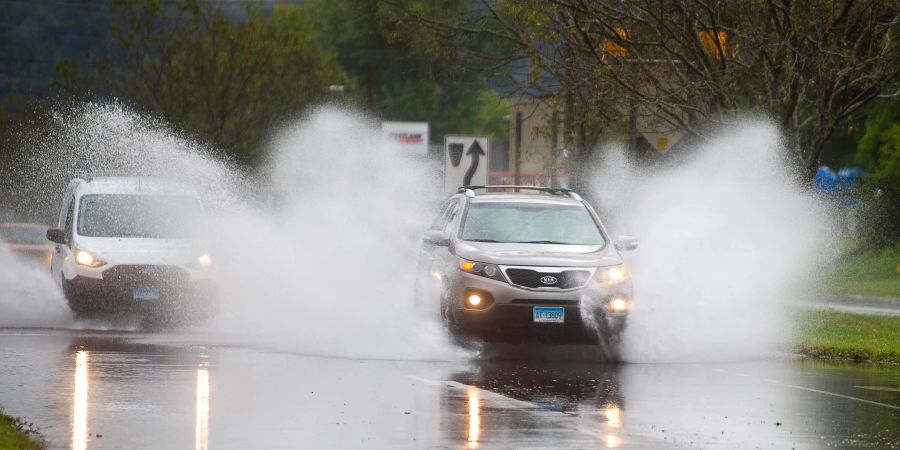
xmin=0 ymin=409 xmax=44 ymax=450
xmin=796 ymin=309 xmax=900 ymax=365
xmin=825 ymin=242 xmax=900 ymax=297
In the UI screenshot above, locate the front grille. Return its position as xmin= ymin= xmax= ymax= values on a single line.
xmin=504 ymin=268 xmax=592 ymax=289
xmin=510 ymin=299 xmax=580 ymax=306
xmin=102 ymin=265 xmax=189 ymax=288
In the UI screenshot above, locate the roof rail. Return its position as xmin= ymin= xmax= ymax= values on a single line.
xmin=458 ymin=185 xmax=582 ymax=200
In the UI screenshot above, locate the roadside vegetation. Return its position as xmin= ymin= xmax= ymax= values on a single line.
xmin=0 ymin=409 xmax=44 ymax=450
xmin=826 ymin=242 xmax=900 ymax=297
xmin=796 ymin=310 xmax=900 ymax=365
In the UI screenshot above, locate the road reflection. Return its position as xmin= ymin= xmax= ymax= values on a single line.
xmin=72 ymin=350 xmax=89 ymax=450
xmin=65 ymin=337 xmax=214 ymax=449
xmin=195 ymin=360 xmax=210 ymax=450
xmin=466 ymin=387 xmax=480 ymax=448
xmin=447 ymin=361 xmax=626 ymax=448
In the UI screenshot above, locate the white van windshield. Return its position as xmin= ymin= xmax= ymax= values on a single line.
xmin=77 ymin=194 xmax=203 ymax=238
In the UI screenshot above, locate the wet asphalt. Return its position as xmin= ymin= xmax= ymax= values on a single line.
xmin=0 ymin=327 xmax=897 ymax=449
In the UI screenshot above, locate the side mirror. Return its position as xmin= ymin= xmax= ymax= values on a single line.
xmin=423 ymin=230 xmax=450 ymax=247
xmin=614 ymin=235 xmax=638 ymax=251
xmin=47 ymin=228 xmax=66 ymax=245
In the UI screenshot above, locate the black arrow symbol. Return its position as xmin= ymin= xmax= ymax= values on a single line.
xmin=463 ymin=140 xmax=486 ymax=186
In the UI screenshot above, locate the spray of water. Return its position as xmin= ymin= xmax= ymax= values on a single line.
xmin=3 ymin=102 xmax=824 ymax=363
xmin=0 ymin=247 xmax=71 ymax=327
xmin=589 ymin=121 xmax=827 ymax=362
xmin=207 ymin=108 xmax=460 ymax=360
xmin=2 ymin=102 xmax=461 ymax=359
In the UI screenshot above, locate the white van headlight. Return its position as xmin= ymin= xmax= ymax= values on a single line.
xmin=190 ymin=253 xmax=212 ymax=268
xmin=74 ymin=248 xmax=106 ymax=268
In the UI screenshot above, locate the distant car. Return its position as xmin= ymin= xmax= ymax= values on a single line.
xmin=46 ymin=176 xmax=216 ymax=319
xmin=0 ymin=222 xmax=53 ymax=268
xmin=415 ymin=186 xmax=637 ymax=344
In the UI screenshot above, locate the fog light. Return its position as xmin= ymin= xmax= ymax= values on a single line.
xmin=609 ymin=297 xmax=629 ymax=312
xmin=467 ymin=294 xmax=482 ymax=307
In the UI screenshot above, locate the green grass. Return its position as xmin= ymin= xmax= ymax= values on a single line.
xmin=796 ymin=310 xmax=900 ymax=365
xmin=825 ymin=242 xmax=900 ymax=297
xmin=0 ymin=409 xmax=43 ymax=450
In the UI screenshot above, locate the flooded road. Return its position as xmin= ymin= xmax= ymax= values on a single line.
xmin=0 ymin=328 xmax=897 ymax=449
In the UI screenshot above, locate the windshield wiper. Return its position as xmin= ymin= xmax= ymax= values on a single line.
xmin=466 ymin=238 xmax=503 ymax=243
xmin=516 ymin=240 xmax=572 ymax=244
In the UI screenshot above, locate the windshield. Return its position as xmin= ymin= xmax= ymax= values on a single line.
xmin=461 ymin=202 xmax=605 ymax=245
xmin=0 ymin=226 xmax=48 ymax=245
xmin=77 ymin=194 xmax=204 ymax=239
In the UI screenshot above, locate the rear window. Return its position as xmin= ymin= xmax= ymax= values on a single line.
xmin=77 ymin=194 xmax=204 ymax=238
xmin=461 ymin=202 xmax=605 ymax=245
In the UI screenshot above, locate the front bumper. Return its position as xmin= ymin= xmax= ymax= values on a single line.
xmin=448 ymin=271 xmax=630 ymax=343
xmin=63 ymin=265 xmax=217 ymax=315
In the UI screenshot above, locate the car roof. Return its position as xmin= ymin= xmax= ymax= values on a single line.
xmin=75 ymin=176 xmax=200 ymax=197
xmin=468 ymin=192 xmax=585 ymax=206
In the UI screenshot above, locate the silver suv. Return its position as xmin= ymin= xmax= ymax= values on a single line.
xmin=415 ymin=186 xmax=637 ymax=344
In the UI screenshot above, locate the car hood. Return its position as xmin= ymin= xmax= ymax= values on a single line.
xmin=74 ymin=236 xmax=204 ymax=265
xmin=453 ymin=241 xmax=622 ymax=267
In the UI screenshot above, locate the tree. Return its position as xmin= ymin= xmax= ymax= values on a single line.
xmin=414 ymin=0 xmax=900 ymax=178
xmin=857 ymin=99 xmax=900 ymax=194
xmin=58 ymin=0 xmax=348 ymax=165
xmin=313 ymin=0 xmax=509 ymax=142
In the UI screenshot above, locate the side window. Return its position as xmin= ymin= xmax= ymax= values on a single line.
xmin=64 ymin=197 xmax=75 ymax=243
xmin=430 ymin=200 xmax=455 ymax=231
xmin=442 ymin=202 xmax=460 ymax=234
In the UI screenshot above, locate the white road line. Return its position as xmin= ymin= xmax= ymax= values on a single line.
xmin=787 ymin=385 xmax=900 ymax=411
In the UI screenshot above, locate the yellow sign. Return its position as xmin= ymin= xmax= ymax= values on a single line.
xmin=655 ymin=136 xmax=669 ymax=152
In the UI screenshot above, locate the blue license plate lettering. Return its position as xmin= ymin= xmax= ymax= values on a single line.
xmin=533 ymin=306 xmax=565 ymax=323
xmin=133 ymin=287 xmax=161 ymax=301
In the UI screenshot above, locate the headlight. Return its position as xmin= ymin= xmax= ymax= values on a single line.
xmin=459 ymin=258 xmax=505 ymax=282
xmin=596 ymin=264 xmax=628 ymax=284
xmin=190 ymin=253 xmax=212 ymax=268
xmin=74 ymin=248 xmax=106 ymax=268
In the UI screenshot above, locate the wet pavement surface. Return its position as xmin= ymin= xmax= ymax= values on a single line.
xmin=0 ymin=327 xmax=897 ymax=449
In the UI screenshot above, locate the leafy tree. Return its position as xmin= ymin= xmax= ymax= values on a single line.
xmin=413 ymin=0 xmax=900 ymax=178
xmin=312 ymin=0 xmax=509 ymax=142
xmin=58 ymin=0 xmax=348 ymax=165
xmin=857 ymin=100 xmax=900 ymax=194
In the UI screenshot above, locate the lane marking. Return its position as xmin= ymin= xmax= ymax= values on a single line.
xmin=405 ymin=375 xmax=442 ymax=386
xmin=854 ymin=385 xmax=900 ymax=393
xmin=787 ymin=385 xmax=900 ymax=410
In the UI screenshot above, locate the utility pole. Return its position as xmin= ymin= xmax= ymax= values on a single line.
xmin=514 ymin=111 xmax=522 ymax=190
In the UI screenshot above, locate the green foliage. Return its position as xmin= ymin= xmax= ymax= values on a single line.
xmin=0 ymin=409 xmax=44 ymax=450
xmin=59 ymin=0 xmax=348 ymax=165
xmin=312 ymin=0 xmax=508 ymax=142
xmin=856 ymin=100 xmax=900 ymax=195
xmin=797 ymin=310 xmax=900 ymax=365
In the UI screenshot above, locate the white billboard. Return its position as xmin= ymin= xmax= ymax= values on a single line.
xmin=444 ymin=135 xmax=489 ymax=194
xmin=381 ymin=121 xmax=429 ymax=155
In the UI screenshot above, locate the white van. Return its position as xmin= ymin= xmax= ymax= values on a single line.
xmin=47 ymin=177 xmax=216 ymax=318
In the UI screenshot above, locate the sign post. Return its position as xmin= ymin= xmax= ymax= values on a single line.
xmin=444 ymin=135 xmax=489 ymax=193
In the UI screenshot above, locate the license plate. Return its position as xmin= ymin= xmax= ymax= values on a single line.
xmin=133 ymin=287 xmax=161 ymax=300
xmin=533 ymin=306 xmax=565 ymax=323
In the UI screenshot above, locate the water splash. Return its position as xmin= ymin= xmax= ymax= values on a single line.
xmin=589 ymin=121 xmax=828 ymax=362
xmin=208 ymin=108 xmax=461 ymax=360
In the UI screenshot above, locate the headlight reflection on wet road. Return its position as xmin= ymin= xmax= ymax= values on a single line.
xmin=195 ymin=360 xmax=210 ymax=450
xmin=72 ymin=350 xmax=89 ymax=450
xmin=466 ymin=387 xmax=480 ymax=448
